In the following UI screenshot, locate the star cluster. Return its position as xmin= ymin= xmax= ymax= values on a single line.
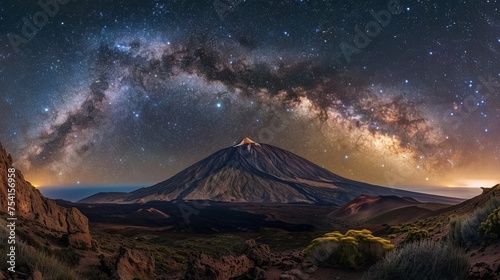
xmin=0 ymin=0 xmax=499 ymax=191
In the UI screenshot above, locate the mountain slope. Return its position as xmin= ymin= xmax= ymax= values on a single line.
xmin=328 ymin=195 xmax=448 ymax=225
xmin=80 ymin=138 xmax=463 ymax=206
xmin=433 ymin=184 xmax=500 ymax=217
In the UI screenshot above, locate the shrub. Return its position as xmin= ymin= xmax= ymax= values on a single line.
xmin=171 ymin=254 xmax=186 ymax=263
xmin=4 ymin=241 xmax=82 ymax=280
xmin=403 ymin=229 xmax=429 ymax=243
xmin=448 ymin=198 xmax=500 ymax=247
xmin=52 ymin=247 xmax=83 ymax=267
xmin=388 ymin=226 xmax=402 ymax=234
xmin=0 ymin=220 xmax=82 ymax=280
xmin=402 ymin=225 xmax=420 ymax=232
xmin=388 ymin=225 xmax=420 ymax=234
xmin=305 ymin=229 xmax=394 ymax=269
xmin=479 ymin=206 xmax=500 ymax=239
xmin=364 ymin=240 xmax=469 ymax=280
xmin=447 ymin=215 xmax=464 ymax=246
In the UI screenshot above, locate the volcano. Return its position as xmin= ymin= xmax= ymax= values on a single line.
xmin=80 ymin=138 xmax=461 ymax=205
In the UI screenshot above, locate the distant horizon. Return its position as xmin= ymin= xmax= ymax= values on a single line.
xmin=37 ymin=183 xmax=487 ymax=202
xmin=38 ymin=185 xmax=146 ymax=202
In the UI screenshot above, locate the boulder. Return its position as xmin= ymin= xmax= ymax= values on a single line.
xmin=185 ymin=252 xmax=253 ymax=280
xmin=272 ymin=250 xmax=303 ymax=270
xmin=99 ymin=247 xmax=155 ymax=280
xmin=246 ymin=266 xmax=266 ymax=280
xmin=492 ymin=258 xmax=500 ymax=274
xmin=66 ymin=232 xmax=92 ymax=251
xmin=28 ymin=269 xmax=43 ymax=280
xmin=245 ymin=239 xmax=271 ymax=267
xmin=301 ymin=260 xmax=318 ymax=274
xmin=469 ymin=262 xmax=494 ymax=280
xmin=115 ymin=247 xmax=155 ymax=280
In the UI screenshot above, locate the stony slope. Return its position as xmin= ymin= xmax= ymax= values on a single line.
xmin=0 ymin=142 xmax=91 ymax=248
xmin=433 ymin=184 xmax=500 ymax=217
xmin=80 ymin=138 xmax=462 ymax=206
xmin=327 ymin=195 xmax=448 ymax=225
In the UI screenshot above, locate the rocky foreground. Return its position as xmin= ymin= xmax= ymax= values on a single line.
xmin=0 ymin=142 xmax=92 ymax=249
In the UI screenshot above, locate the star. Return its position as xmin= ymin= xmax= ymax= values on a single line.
xmin=0 ymin=0 xmax=497 ymax=192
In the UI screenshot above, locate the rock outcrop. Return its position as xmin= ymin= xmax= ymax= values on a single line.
xmin=271 ymin=250 xmax=304 ymax=271
xmin=184 ymin=239 xmax=274 ymax=280
xmin=469 ymin=262 xmax=495 ymax=279
xmin=0 ymin=142 xmax=91 ymax=249
xmin=245 ymin=239 xmax=271 ymax=267
xmin=185 ymin=253 xmax=253 ymax=280
xmin=99 ymin=247 xmax=155 ymax=280
xmin=115 ymin=247 xmax=155 ymax=280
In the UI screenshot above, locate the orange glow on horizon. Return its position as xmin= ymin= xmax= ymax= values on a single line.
xmin=447 ymin=180 xmax=499 ymax=189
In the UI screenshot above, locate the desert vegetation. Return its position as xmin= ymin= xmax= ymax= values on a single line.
xmin=304 ymin=229 xmax=394 ymax=269
xmin=479 ymin=205 xmax=500 ymax=239
xmin=448 ymin=198 xmax=500 ymax=247
xmin=364 ymin=240 xmax=469 ymax=280
xmin=388 ymin=222 xmax=438 ymax=244
xmin=403 ymin=228 xmax=429 ymax=243
xmin=0 ymin=219 xmax=82 ymax=280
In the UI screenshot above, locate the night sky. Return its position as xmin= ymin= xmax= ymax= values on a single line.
xmin=0 ymin=0 xmax=499 ymax=193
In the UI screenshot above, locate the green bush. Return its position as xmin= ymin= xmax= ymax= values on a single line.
xmin=403 ymin=225 xmax=420 ymax=232
xmin=479 ymin=206 xmax=500 ymax=239
xmin=364 ymin=240 xmax=469 ymax=280
xmin=388 ymin=226 xmax=402 ymax=234
xmin=171 ymin=254 xmax=186 ymax=263
xmin=403 ymin=229 xmax=429 ymax=243
xmin=305 ymin=229 xmax=394 ymax=269
xmin=448 ymin=198 xmax=500 ymax=247
xmin=388 ymin=225 xmax=421 ymax=234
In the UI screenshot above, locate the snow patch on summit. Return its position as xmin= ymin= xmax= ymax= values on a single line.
xmin=234 ymin=137 xmax=260 ymax=151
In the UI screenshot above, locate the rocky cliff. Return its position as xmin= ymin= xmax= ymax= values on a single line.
xmin=0 ymin=142 xmax=91 ymax=249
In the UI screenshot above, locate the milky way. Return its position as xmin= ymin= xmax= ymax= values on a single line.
xmin=0 ymin=0 xmax=499 ymax=189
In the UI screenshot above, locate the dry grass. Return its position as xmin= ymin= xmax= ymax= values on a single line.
xmin=0 ymin=219 xmax=82 ymax=280
xmin=448 ymin=198 xmax=500 ymax=248
xmin=364 ymin=240 xmax=468 ymax=280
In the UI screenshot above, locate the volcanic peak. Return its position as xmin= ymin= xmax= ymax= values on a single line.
xmin=234 ymin=137 xmax=260 ymax=151
xmin=234 ymin=137 xmax=259 ymax=146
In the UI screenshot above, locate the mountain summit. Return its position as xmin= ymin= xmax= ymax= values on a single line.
xmin=234 ymin=137 xmax=259 ymax=146
xmin=234 ymin=137 xmax=260 ymax=151
xmin=80 ymin=139 xmax=462 ymax=205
